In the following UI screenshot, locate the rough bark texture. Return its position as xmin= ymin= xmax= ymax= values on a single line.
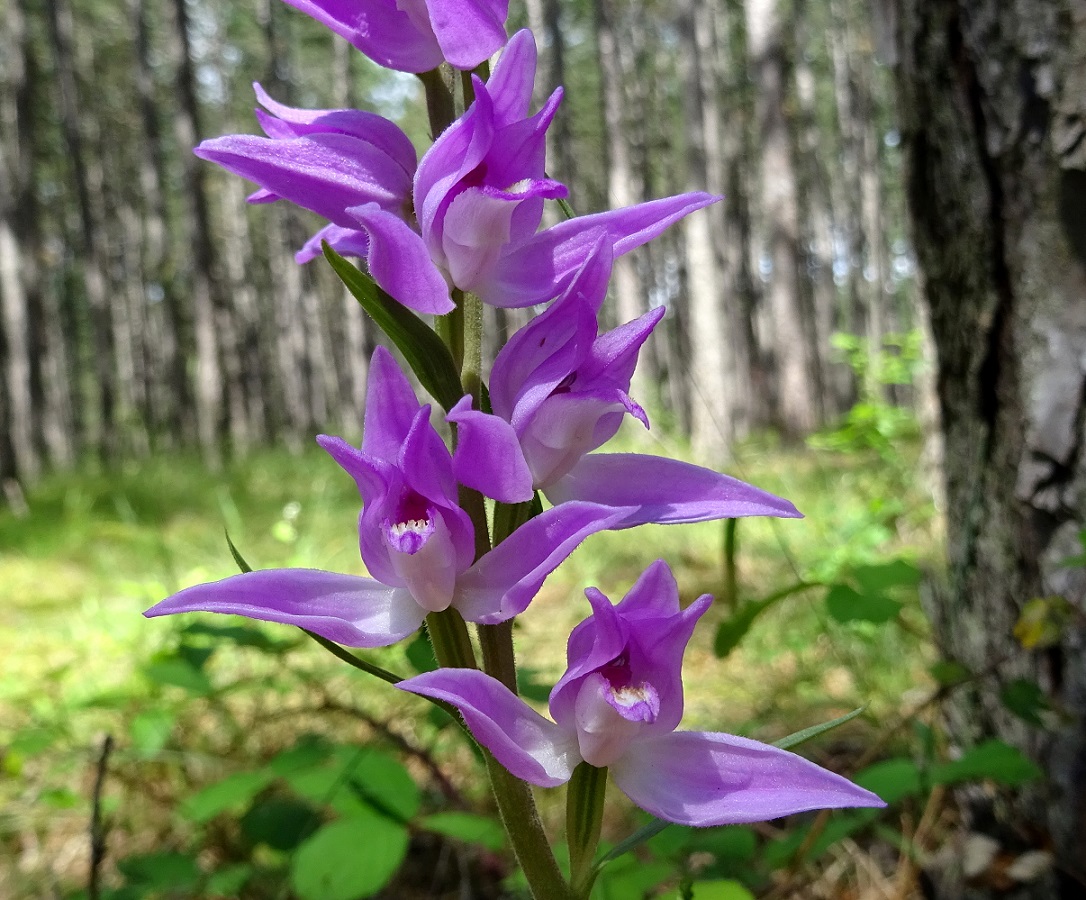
xmin=895 ymin=0 xmax=1086 ymax=895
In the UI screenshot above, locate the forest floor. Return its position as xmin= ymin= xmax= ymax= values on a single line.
xmin=0 ymin=430 xmax=947 ymax=899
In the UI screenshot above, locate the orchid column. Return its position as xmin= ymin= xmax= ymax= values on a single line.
xmin=145 ymin=6 xmax=885 ymax=898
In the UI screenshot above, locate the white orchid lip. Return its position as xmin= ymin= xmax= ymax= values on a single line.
xmin=606 ymin=682 xmax=660 ymax=723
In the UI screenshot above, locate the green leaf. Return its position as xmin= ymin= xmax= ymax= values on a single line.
xmin=291 ymin=815 xmax=409 ymax=900
xmin=1000 ymin=678 xmax=1049 ymax=726
xmin=345 ymin=748 xmax=420 ymax=822
xmin=324 ymin=244 xmax=463 ymax=410
xmin=8 ymin=727 xmax=59 ymax=757
xmin=594 ymin=818 xmax=671 ymax=872
xmin=593 ymin=858 xmax=673 ymax=900
xmin=182 ymin=621 xmax=297 ymax=653
xmin=685 ymin=826 xmax=757 ymax=866
xmin=419 ymin=812 xmax=506 ymax=851
xmin=929 ymin=660 xmax=971 ymax=685
xmin=662 ymin=880 xmax=755 ymax=900
xmin=714 ymin=581 xmax=814 ymax=658
xmin=933 ymin=739 xmax=1042 ymax=787
xmin=853 ymin=758 xmax=923 ymax=804
xmin=772 ymin=707 xmax=866 ymax=750
xmin=206 ymin=863 xmax=253 ymax=896
xmin=405 ymin=632 xmax=438 ymax=674
xmin=517 ymin=667 xmax=553 ymax=703
xmin=142 ymin=657 xmax=214 ymax=695
xmin=241 ymin=795 xmax=322 ymax=850
xmin=224 ymin=530 xmax=254 ymax=573
xmin=825 ymin=583 xmax=902 ymax=623
xmin=850 ymin=560 xmax=920 ymax=592
xmin=182 ymin=770 xmax=276 ymax=823
xmin=762 ymin=810 xmax=879 ymax=869
xmin=41 ymin=787 xmax=80 ymax=809
xmin=268 ymin=735 xmax=335 ymax=776
xmin=286 ymin=767 xmax=372 ymax=819
xmin=177 ymin=641 xmax=215 ymax=671
xmin=1014 ymin=595 xmax=1074 ymax=649
xmin=129 ymin=709 xmax=175 ymax=758
xmin=118 ymin=852 xmax=202 ymax=890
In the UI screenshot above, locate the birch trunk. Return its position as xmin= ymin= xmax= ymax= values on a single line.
xmin=678 ymin=0 xmax=733 ymax=462
xmin=896 ymin=0 xmax=1086 ymax=894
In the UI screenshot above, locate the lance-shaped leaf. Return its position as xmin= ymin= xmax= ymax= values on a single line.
xmin=324 ymin=245 xmax=462 ymax=411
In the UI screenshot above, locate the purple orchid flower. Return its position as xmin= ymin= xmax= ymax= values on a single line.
xmin=346 ymin=29 xmax=720 ymax=311
xmin=145 ymin=348 xmax=631 ymax=645
xmin=279 ymin=0 xmax=509 ymax=72
xmin=193 ymin=32 xmax=717 ymax=315
xmin=399 ymin=560 xmax=886 ymax=826
xmin=449 ymin=241 xmax=803 ymax=526
xmin=191 ymin=86 xmax=459 ymax=311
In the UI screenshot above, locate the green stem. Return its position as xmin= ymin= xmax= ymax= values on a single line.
xmin=302 ymin=630 xmax=403 ymax=685
xmin=425 ymin=608 xmax=477 ymax=670
xmin=722 ymin=518 xmax=739 ymax=612
xmin=461 ymin=291 xmax=484 ymax=400
xmin=422 ymin=50 xmax=565 ymax=900
xmin=493 ymin=498 xmax=535 ymax=546
xmin=485 ymin=754 xmax=574 ymax=900
xmin=478 ymin=621 xmax=517 ymax=693
xmin=567 ymin=763 xmax=608 ymax=897
xmin=417 ymin=67 xmax=456 ymax=139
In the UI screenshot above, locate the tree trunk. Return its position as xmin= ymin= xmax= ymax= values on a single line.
xmin=0 ymin=0 xmax=39 ymax=484
xmin=678 ymin=0 xmax=734 ymax=462
xmin=45 ymin=0 xmax=116 ymax=461
xmin=895 ymin=0 xmax=1086 ymax=895
xmin=745 ymin=0 xmax=824 ymax=436
xmin=171 ymin=0 xmax=224 ymax=465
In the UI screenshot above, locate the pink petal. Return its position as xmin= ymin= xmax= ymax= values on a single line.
xmin=454 ymin=502 xmax=631 ymax=623
xmin=612 ymin=731 xmax=886 ymax=827
xmin=398 ymin=669 xmax=579 ymax=786
xmin=426 ymin=0 xmax=509 ymax=70
xmin=144 ymin=569 xmax=424 ymax=648
xmin=545 ymin=454 xmax=802 ymax=526
xmin=448 ymin=397 xmax=534 ymax=503
xmin=348 ymin=204 xmax=454 ymax=315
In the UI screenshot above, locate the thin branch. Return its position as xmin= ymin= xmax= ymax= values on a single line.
xmin=88 ymin=733 xmax=114 ymax=900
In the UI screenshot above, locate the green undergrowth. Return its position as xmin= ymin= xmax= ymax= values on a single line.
xmin=0 ymin=434 xmax=950 ymax=898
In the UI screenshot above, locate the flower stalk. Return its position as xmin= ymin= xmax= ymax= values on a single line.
xmin=567 ymin=762 xmax=608 ymax=897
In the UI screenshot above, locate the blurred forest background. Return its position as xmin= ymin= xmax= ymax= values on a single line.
xmin=2 ymin=0 xmax=1084 ymax=898
xmin=0 ymin=0 xmax=915 ymax=478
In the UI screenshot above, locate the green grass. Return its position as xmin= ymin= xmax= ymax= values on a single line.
xmin=0 ymin=435 xmax=942 ymax=897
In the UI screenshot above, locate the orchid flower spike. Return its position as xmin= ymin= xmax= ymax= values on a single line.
xmin=448 ymin=239 xmax=804 ymax=527
xmin=279 ymin=0 xmax=509 ymax=72
xmin=144 ymin=348 xmax=630 ymax=645
xmin=193 ymin=32 xmax=717 ymax=315
xmin=349 ymin=29 xmax=719 ymax=311
xmin=399 ymin=560 xmax=886 ymax=826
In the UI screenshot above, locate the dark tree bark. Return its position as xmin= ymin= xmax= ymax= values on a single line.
xmin=895 ymin=0 xmax=1086 ymax=895
xmin=45 ymin=0 xmax=117 ymax=461
xmin=171 ymin=0 xmax=224 ymax=465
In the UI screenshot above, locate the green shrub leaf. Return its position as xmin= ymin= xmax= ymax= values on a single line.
xmin=419 ymin=811 xmax=506 ymax=851
xmin=291 ymin=815 xmax=409 ymax=900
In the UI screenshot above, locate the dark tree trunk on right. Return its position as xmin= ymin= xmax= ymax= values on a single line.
xmin=894 ymin=0 xmax=1086 ymax=895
